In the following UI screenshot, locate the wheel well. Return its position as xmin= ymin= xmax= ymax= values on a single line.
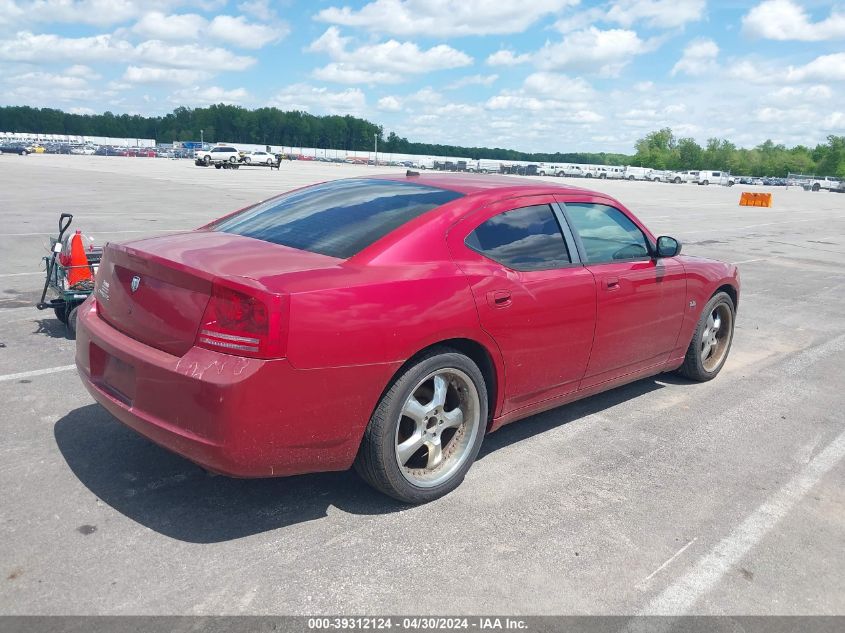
xmin=715 ymin=284 xmax=738 ymax=310
xmin=394 ymin=338 xmax=498 ymax=422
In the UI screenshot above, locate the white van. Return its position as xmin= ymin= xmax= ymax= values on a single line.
xmin=476 ymin=159 xmax=502 ymax=173
xmin=696 ymin=170 xmax=735 ymax=186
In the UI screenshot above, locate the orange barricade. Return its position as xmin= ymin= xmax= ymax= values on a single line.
xmin=739 ymin=192 xmax=772 ymax=207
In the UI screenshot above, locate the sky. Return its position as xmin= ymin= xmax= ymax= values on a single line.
xmin=0 ymin=0 xmax=844 ymax=153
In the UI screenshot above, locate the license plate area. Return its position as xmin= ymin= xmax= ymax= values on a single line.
xmin=89 ymin=344 xmax=136 ymax=405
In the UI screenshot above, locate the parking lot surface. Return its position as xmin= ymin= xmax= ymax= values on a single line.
xmin=1 ymin=155 xmax=843 ymax=615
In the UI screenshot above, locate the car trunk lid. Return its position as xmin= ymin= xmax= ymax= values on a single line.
xmin=95 ymin=230 xmax=340 ymax=356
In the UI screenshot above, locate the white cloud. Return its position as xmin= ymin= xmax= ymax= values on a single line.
xmin=606 ymin=0 xmax=706 ymax=30
xmin=208 ymin=15 xmax=286 ymax=49
xmin=123 ymin=66 xmax=212 ymax=84
xmin=313 ymin=64 xmax=402 ymax=84
xmin=671 ymin=38 xmax=719 ymax=76
xmin=730 ymin=53 xmax=845 ymax=85
xmin=485 ymin=72 xmax=596 ymax=115
xmin=315 ymin=0 xmax=579 ymax=37
xmin=0 ymin=32 xmax=256 ymax=71
xmin=132 ymin=12 xmax=286 ymax=49
xmin=535 ymin=27 xmax=651 ymax=76
xmin=135 ymin=40 xmax=256 ymax=71
xmin=772 ymin=85 xmax=832 ymax=101
xmin=743 ymin=0 xmax=845 ymax=41
xmin=446 ymin=73 xmax=498 ymax=89
xmin=486 ymin=49 xmax=531 ymax=66
xmin=66 ymin=64 xmax=100 ymax=79
xmin=237 ymin=0 xmax=276 ymax=22
xmin=271 ymin=83 xmax=367 ymax=115
xmin=9 ymin=70 xmax=88 ymax=89
xmin=68 ymin=106 xmax=97 ymax=115
xmin=169 ymin=85 xmax=250 ymax=106
xmin=1 ymin=1 xmax=225 ymax=28
xmin=132 ymin=12 xmax=205 ymax=41
xmin=308 ymin=26 xmax=472 ymax=84
xmin=377 ymin=95 xmax=402 ymax=111
xmin=785 ymin=53 xmax=845 ymax=82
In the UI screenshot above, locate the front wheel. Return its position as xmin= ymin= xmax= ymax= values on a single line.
xmin=354 ymin=349 xmax=487 ymax=504
xmin=677 ymin=292 xmax=735 ymax=381
xmin=228 ymin=156 xmax=237 ymax=164
xmin=203 ymin=156 xmax=211 ymax=165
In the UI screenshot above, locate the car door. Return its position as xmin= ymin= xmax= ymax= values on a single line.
xmin=555 ymin=197 xmax=686 ymax=388
xmin=447 ymin=196 xmax=597 ymax=413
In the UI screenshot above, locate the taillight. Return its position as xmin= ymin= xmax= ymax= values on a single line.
xmin=196 ymin=282 xmax=286 ymax=359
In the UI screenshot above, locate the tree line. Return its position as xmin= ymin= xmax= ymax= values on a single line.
xmin=632 ymin=128 xmax=845 ymax=178
xmin=1 ymin=105 xmax=843 ymax=177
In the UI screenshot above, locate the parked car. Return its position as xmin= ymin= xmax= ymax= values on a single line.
xmin=243 ymin=151 xmax=277 ymax=165
xmin=0 ymin=143 xmax=30 ymax=155
xmin=197 ymin=145 xmax=241 ymax=165
xmin=76 ymin=174 xmax=739 ymax=503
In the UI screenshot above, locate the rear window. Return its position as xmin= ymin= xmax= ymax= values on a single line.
xmin=209 ymin=179 xmax=463 ymax=259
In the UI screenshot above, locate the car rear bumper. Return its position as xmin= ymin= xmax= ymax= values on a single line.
xmin=75 ymin=298 xmax=395 ymax=477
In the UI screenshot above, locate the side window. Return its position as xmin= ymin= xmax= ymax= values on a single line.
xmin=465 ymin=204 xmax=571 ymax=271
xmin=564 ymin=203 xmax=650 ymax=263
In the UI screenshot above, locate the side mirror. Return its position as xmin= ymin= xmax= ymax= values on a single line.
xmin=656 ymin=236 xmax=682 ymax=258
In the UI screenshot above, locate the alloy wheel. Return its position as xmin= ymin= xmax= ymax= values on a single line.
xmin=701 ymin=302 xmax=733 ymax=372
xmin=394 ymin=369 xmax=481 ymax=488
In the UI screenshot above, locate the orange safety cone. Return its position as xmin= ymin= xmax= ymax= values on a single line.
xmin=67 ymin=229 xmax=93 ymax=286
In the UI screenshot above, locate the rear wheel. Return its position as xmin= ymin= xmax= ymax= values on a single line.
xmin=354 ymin=349 xmax=487 ymax=504
xmin=677 ymin=292 xmax=735 ymax=381
xmin=54 ymin=305 xmax=69 ymax=324
xmin=673 ymin=177 xmax=682 ymax=184
xmin=228 ymin=156 xmax=237 ymax=164
xmin=67 ymin=306 xmax=79 ymax=339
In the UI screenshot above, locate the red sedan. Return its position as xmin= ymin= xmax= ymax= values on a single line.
xmin=76 ymin=174 xmax=739 ymax=503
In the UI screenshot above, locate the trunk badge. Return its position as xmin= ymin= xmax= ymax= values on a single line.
xmin=130 ymin=276 xmax=141 ymax=293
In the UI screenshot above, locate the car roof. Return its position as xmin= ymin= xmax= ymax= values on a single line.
xmin=369 ymin=172 xmax=596 ymax=197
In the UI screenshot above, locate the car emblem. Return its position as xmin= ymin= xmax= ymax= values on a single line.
xmin=130 ymin=276 xmax=141 ymax=293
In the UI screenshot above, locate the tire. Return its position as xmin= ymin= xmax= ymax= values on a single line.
xmin=812 ymin=183 xmax=820 ymax=192
xmin=628 ymin=175 xmax=635 ymax=181
xmin=203 ymin=156 xmax=211 ymax=165
xmin=67 ymin=306 xmax=79 ymax=339
xmin=228 ymin=156 xmax=237 ymax=164
xmin=354 ymin=348 xmax=488 ymax=504
xmin=585 ymin=173 xmax=593 ymax=178
xmin=673 ymin=177 xmax=681 ymax=184
xmin=702 ymin=180 xmax=709 ymax=186
xmin=266 ymin=158 xmax=273 ymax=165
xmin=214 ymin=163 xmax=222 ymax=169
xmin=54 ymin=305 xmax=69 ymax=324
xmin=677 ymin=292 xmax=735 ymax=382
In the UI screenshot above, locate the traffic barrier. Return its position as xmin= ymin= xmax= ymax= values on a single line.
xmin=739 ymin=192 xmax=772 ymax=207
xmin=67 ymin=230 xmax=93 ymax=286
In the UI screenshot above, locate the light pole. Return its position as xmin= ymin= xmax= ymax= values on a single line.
xmin=374 ymin=132 xmax=378 ymax=166
xmin=200 ymin=129 xmax=204 ymax=148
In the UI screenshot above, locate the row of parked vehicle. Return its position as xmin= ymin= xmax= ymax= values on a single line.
xmin=0 ymin=140 xmax=196 ymax=158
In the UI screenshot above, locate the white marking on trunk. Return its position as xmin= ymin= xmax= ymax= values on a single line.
xmin=0 ymin=365 xmax=76 ymax=383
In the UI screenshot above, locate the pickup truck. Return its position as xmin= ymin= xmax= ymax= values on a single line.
xmin=805 ymin=177 xmax=841 ymax=192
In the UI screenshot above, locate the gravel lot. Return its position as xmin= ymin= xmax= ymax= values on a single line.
xmin=1 ymin=154 xmax=843 ymax=615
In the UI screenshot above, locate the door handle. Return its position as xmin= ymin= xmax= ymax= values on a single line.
xmin=487 ymin=290 xmax=512 ymax=308
xmin=605 ymin=277 xmax=620 ymax=290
